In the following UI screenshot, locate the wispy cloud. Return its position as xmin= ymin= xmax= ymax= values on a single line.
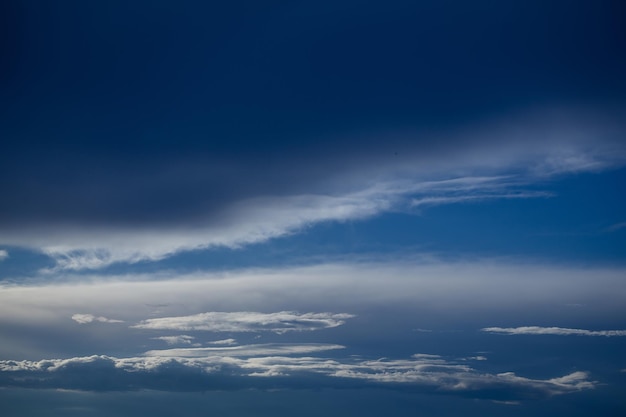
xmin=71 ymin=313 xmax=124 ymax=324
xmin=131 ymin=311 xmax=355 ymax=334
xmin=482 ymin=326 xmax=626 ymax=337
xmin=0 ymin=249 xmax=7 ymax=261
xmin=1 ymin=112 xmax=624 ymax=272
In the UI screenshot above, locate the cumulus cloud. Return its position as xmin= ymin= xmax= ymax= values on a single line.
xmin=71 ymin=314 xmax=124 ymax=324
xmin=481 ymin=326 xmax=626 ymax=337
xmin=0 ymin=249 xmax=7 ymax=261
xmin=0 ymin=351 xmax=595 ymax=400
xmin=131 ymin=311 xmax=355 ymax=334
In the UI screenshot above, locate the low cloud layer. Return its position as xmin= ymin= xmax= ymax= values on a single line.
xmin=131 ymin=311 xmax=355 ymax=334
xmin=0 ymin=351 xmax=594 ymax=400
xmin=482 ymin=326 xmax=626 ymax=337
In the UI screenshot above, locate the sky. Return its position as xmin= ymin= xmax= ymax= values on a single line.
xmin=1 ymin=1 xmax=626 ymax=416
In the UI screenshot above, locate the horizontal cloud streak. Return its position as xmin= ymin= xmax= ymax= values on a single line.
xmin=152 ymin=335 xmax=196 ymax=346
xmin=0 ymin=351 xmax=595 ymax=400
xmin=131 ymin=312 xmax=355 ymax=334
xmin=143 ymin=343 xmax=345 ymax=358
xmin=71 ymin=314 xmax=124 ymax=324
xmin=482 ymin=326 xmax=626 ymax=337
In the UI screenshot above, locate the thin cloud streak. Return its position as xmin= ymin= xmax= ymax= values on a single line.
xmin=131 ymin=312 xmax=355 ymax=334
xmin=152 ymin=335 xmax=196 ymax=346
xmin=482 ymin=326 xmax=626 ymax=337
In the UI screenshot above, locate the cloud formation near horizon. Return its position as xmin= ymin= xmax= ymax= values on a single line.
xmin=482 ymin=326 xmax=626 ymax=337
xmin=0 ymin=351 xmax=594 ymax=400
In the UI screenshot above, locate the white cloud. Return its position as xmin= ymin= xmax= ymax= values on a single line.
xmin=208 ymin=338 xmax=237 ymax=345
xmin=481 ymin=326 xmax=626 ymax=337
xmin=0 ymin=249 xmax=7 ymax=261
xmin=152 ymin=335 xmax=195 ymax=345
xmin=131 ymin=311 xmax=355 ymax=334
xmin=71 ymin=313 xmax=124 ymax=324
xmin=0 ymin=351 xmax=596 ymax=399
xmin=143 ymin=343 xmax=345 ymax=358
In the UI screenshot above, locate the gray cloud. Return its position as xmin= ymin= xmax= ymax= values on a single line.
xmin=0 ymin=249 xmax=7 ymax=261
xmin=131 ymin=311 xmax=355 ymax=334
xmin=482 ymin=326 xmax=626 ymax=337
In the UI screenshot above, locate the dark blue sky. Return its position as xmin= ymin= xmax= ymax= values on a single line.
xmin=1 ymin=1 xmax=626 ymax=416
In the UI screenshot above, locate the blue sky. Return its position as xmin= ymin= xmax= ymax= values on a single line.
xmin=1 ymin=1 xmax=626 ymax=416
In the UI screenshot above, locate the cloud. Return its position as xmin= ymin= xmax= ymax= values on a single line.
xmin=131 ymin=311 xmax=355 ymax=334
xmin=0 ymin=249 xmax=7 ymax=261
xmin=208 ymin=338 xmax=237 ymax=345
xmin=481 ymin=326 xmax=626 ymax=337
xmin=2 ymin=262 xmax=625 ymax=332
xmin=152 ymin=335 xmax=196 ymax=346
xmin=0 ymin=351 xmax=595 ymax=400
xmin=143 ymin=343 xmax=345 ymax=358
xmin=71 ymin=314 xmax=124 ymax=324
xmin=1 ymin=110 xmax=625 ymax=271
